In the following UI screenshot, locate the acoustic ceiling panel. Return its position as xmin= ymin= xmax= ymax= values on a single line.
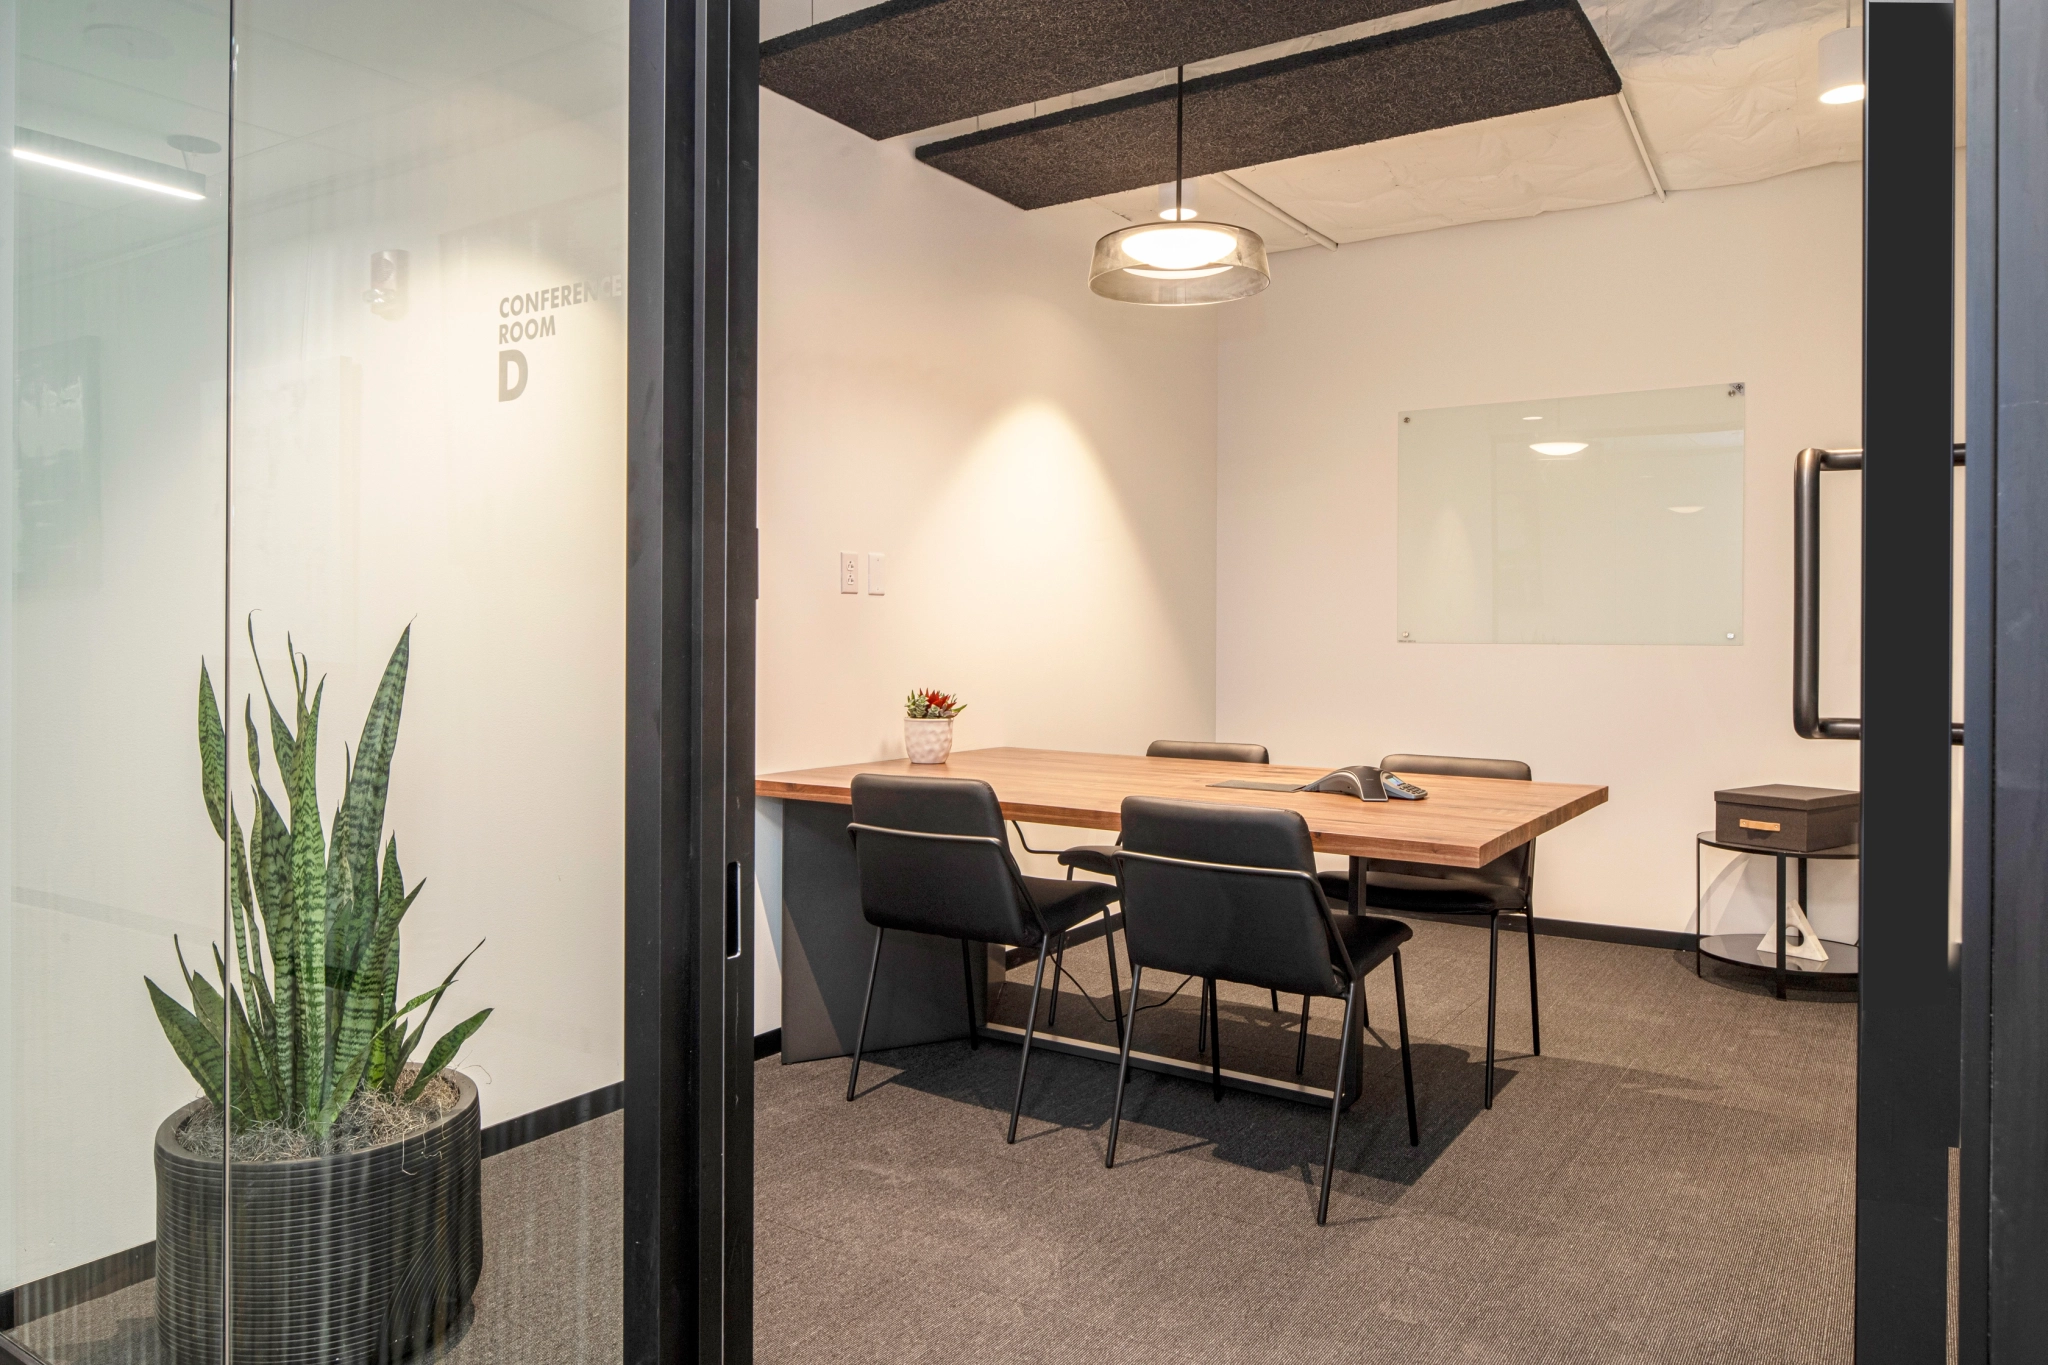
xmin=915 ymin=0 xmax=1622 ymax=210
xmin=759 ymin=0 xmax=1445 ymax=140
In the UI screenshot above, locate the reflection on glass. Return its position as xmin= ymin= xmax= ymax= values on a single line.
xmin=6 ymin=0 xmax=626 ymax=1362
xmin=1398 ymin=383 xmax=1747 ymax=645
xmin=4 ymin=1 xmax=231 ymax=1361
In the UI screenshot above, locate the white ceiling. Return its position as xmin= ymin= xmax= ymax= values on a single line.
xmin=1085 ymin=0 xmax=1872 ymax=252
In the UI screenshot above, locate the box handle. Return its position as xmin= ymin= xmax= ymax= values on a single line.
xmin=1739 ymin=819 xmax=1783 ymax=833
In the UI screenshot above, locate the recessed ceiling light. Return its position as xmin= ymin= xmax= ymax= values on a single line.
xmin=1667 ymin=505 xmax=1705 ymax=514
xmin=1530 ymin=441 xmax=1588 ymax=457
xmin=1523 ymin=415 xmax=1542 ymax=421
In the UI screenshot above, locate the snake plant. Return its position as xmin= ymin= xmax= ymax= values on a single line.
xmin=146 ymin=624 xmax=489 ymax=1139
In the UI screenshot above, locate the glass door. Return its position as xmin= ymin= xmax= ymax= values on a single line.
xmin=3 ymin=1 xmax=230 ymax=1359
xmin=6 ymin=1 xmax=634 ymax=1362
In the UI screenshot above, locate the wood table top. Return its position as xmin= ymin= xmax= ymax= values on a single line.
xmin=756 ymin=747 xmax=1607 ymax=867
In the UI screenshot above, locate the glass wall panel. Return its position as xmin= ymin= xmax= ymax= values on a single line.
xmin=4 ymin=1 xmax=230 ymax=1360
xmin=5 ymin=1 xmax=627 ymax=1362
xmin=215 ymin=0 xmax=628 ymax=1360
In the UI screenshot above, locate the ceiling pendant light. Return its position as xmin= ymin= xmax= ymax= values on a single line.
xmin=1090 ymin=68 xmax=1270 ymax=306
xmin=1818 ymin=0 xmax=1864 ymax=104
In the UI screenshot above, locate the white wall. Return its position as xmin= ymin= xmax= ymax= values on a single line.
xmin=753 ymin=93 xmax=1221 ymax=1030
xmin=1216 ymin=162 xmax=1876 ymax=938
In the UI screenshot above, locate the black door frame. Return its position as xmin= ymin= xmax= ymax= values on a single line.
xmin=624 ymin=1 xmax=758 ymax=1362
xmin=1959 ymin=0 xmax=2048 ymax=1357
xmin=1857 ymin=4 xmax=1957 ymax=1361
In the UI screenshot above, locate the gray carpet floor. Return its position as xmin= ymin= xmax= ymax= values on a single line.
xmin=756 ymin=918 xmax=1857 ymax=1365
xmin=9 ymin=919 xmax=1858 ymax=1365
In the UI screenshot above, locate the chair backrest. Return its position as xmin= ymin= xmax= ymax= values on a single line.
xmin=849 ymin=774 xmax=1037 ymax=944
xmin=1378 ymin=752 xmax=1536 ymax=889
xmin=1146 ymin=739 xmax=1270 ymax=764
xmin=1116 ymin=796 xmax=1348 ymax=998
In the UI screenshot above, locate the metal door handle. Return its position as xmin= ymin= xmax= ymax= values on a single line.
xmin=1794 ymin=443 xmax=1965 ymax=744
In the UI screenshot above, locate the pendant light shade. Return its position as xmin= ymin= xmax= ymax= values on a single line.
xmin=1817 ymin=2 xmax=1864 ymax=104
xmin=1090 ymin=221 xmax=1270 ymax=304
xmin=1090 ymin=66 xmax=1271 ymax=306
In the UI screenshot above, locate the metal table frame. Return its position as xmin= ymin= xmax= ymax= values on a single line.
xmin=1694 ymin=831 xmax=1860 ymax=999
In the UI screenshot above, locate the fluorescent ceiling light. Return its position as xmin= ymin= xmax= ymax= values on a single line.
xmin=1523 ymin=415 xmax=1542 ymax=421
xmin=1667 ymin=505 xmax=1705 ymax=514
xmin=12 ymin=127 xmax=206 ymax=200
xmin=1530 ymin=441 xmax=1588 ymax=456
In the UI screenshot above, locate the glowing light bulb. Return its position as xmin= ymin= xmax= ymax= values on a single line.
xmin=1530 ymin=441 xmax=1589 ymax=457
xmin=1120 ymin=226 xmax=1237 ymax=271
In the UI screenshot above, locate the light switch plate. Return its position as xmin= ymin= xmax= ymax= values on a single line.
xmin=866 ymin=552 xmax=885 ymax=595
xmin=838 ymin=552 xmax=859 ymax=594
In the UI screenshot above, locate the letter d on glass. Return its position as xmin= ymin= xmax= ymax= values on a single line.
xmin=498 ymin=348 xmax=528 ymax=402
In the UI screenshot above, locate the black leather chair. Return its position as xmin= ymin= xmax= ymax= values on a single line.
xmin=845 ymin=773 xmax=1120 ymax=1143
xmin=1012 ymin=739 xmax=1279 ymax=1031
xmin=1106 ymin=796 xmax=1418 ymax=1224
xmin=1318 ymin=754 xmax=1538 ymax=1109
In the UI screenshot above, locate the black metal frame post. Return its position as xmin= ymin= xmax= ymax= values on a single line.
xmin=624 ymin=0 xmax=757 ymax=1362
xmin=1960 ymin=0 xmax=2048 ymax=1354
xmin=1856 ymin=4 xmax=1956 ymax=1360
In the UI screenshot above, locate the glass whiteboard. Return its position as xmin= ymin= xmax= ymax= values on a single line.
xmin=1397 ymin=383 xmax=1746 ymax=645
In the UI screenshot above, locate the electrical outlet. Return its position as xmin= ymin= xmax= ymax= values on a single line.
xmin=838 ymin=552 xmax=859 ymax=594
xmin=867 ymin=552 xmax=885 ymax=595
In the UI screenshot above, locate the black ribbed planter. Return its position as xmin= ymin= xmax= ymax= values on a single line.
xmin=153 ymin=1073 xmax=483 ymax=1365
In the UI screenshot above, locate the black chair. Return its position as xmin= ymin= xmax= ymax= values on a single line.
xmin=1318 ymin=754 xmax=1538 ymax=1109
xmin=1013 ymin=740 xmax=1285 ymax=1034
xmin=1106 ymin=796 xmax=1418 ymax=1224
xmin=844 ymin=773 xmax=1121 ymax=1143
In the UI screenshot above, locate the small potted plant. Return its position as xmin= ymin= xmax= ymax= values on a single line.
xmin=903 ymin=688 xmax=966 ymax=764
xmin=148 ymin=623 xmax=490 ymax=1365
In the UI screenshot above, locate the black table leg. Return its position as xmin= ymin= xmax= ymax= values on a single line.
xmin=1775 ymin=854 xmax=1788 ymax=1000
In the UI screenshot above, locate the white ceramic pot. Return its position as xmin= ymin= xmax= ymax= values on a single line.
xmin=904 ymin=717 xmax=955 ymax=764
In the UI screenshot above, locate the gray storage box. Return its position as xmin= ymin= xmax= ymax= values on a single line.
xmin=1714 ymin=784 xmax=1859 ymax=853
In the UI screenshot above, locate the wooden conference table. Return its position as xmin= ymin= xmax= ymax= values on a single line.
xmin=758 ymin=747 xmax=1607 ymax=1105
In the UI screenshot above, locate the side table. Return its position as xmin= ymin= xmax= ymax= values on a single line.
xmin=1694 ymin=832 xmax=1860 ymax=1000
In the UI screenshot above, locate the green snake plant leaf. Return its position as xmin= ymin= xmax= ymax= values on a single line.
xmin=177 ymin=938 xmax=225 ymax=1045
xmin=389 ymin=941 xmax=481 ymax=1079
xmin=342 ymin=629 xmax=408 ymax=952
xmin=249 ymin=770 xmax=299 ymax=1119
xmin=325 ymin=795 xmax=376 ymax=1018
xmin=215 ymin=945 xmax=282 ymax=1122
xmin=367 ymin=839 xmax=420 ymax=1094
xmin=287 ymin=672 xmax=328 ymax=1116
xmin=249 ymin=619 xmax=298 ymax=782
xmin=311 ymin=1020 xmax=392 ymax=1139
xmin=147 ymin=977 xmax=225 ymax=1109
xmin=403 ymin=1009 xmax=491 ymax=1104
xmin=332 ymin=865 xmax=420 ymax=1106
xmin=199 ymin=663 xmax=226 ymax=840
xmin=228 ymin=810 xmax=277 ymax=1051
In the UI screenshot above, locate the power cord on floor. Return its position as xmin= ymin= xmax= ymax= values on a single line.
xmin=1019 ymin=959 xmax=1199 ymax=1028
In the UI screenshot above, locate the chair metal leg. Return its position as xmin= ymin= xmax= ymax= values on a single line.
xmin=846 ymin=927 xmax=885 ymax=1102
xmin=1196 ymin=977 xmax=1210 ymax=1054
xmin=1361 ymin=980 xmax=1371 ymax=1031
xmin=1048 ymin=931 xmax=1066 ymax=1030
xmin=1271 ymin=988 xmax=1281 ymax=1013
xmin=1105 ymin=965 xmax=1145 ymax=1168
xmin=1318 ymin=982 xmax=1359 ymax=1224
xmin=1484 ymin=912 xmax=1500 ymax=1110
xmin=1208 ymin=977 xmax=1223 ymax=1101
xmin=1524 ymin=908 xmax=1541 ymax=1056
xmin=1393 ymin=950 xmax=1419 ymax=1146
xmin=1295 ymin=994 xmax=1312 ymax=1076
xmin=959 ymin=937 xmax=980 ymax=1050
xmin=1006 ymin=936 xmax=1052 ymax=1144
xmin=1104 ymin=918 xmax=1125 ymax=1045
